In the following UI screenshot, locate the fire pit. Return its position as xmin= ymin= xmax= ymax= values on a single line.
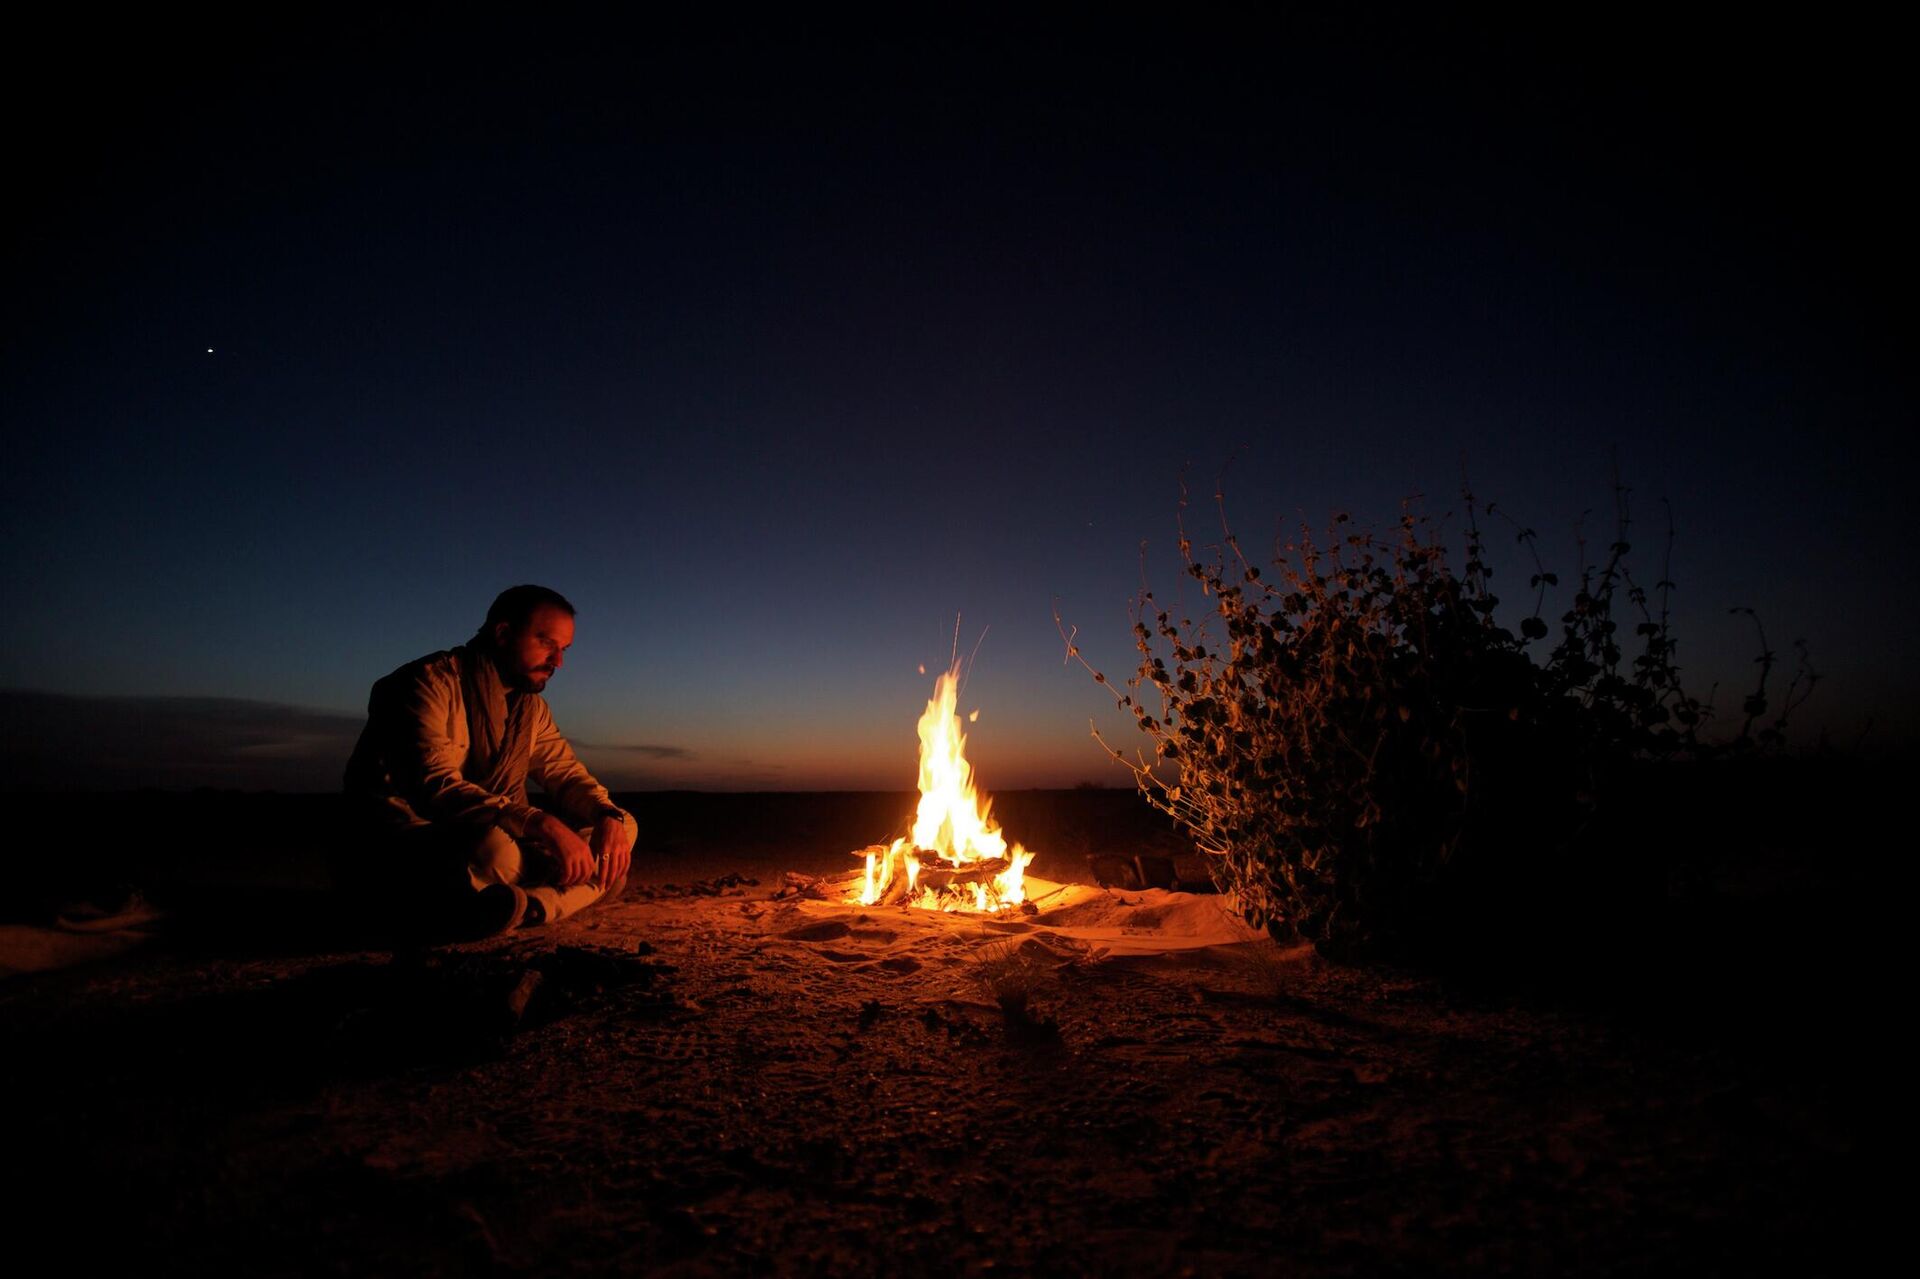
xmin=852 ymin=665 xmax=1034 ymax=913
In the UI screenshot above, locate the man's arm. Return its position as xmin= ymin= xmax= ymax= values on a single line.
xmin=527 ymin=701 xmax=622 ymax=827
xmin=528 ymin=702 xmax=633 ymax=889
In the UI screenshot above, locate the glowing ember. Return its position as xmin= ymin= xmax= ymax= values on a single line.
xmin=854 ymin=666 xmax=1034 ymax=912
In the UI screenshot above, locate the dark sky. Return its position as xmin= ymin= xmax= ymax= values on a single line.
xmin=4 ymin=12 xmax=1912 ymax=790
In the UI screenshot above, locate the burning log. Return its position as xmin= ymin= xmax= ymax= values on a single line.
xmin=851 ymin=847 xmax=910 ymax=906
xmin=868 ymin=874 xmax=914 ymax=908
xmin=855 ymin=843 xmax=1029 ymax=910
xmin=911 ymin=858 xmax=1011 ymax=892
xmin=851 ymin=847 xmax=1010 ymax=879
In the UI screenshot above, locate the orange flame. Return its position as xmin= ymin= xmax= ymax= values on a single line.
xmin=856 ymin=666 xmax=1034 ymax=911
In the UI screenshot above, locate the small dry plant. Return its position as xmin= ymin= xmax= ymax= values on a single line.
xmin=968 ymin=939 xmax=1047 ymax=1011
xmin=967 ymin=938 xmax=1062 ymax=1042
xmin=1061 ymin=478 xmax=1815 ymax=960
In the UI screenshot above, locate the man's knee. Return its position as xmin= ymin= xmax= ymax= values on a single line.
xmin=469 ymin=825 xmax=524 ymax=888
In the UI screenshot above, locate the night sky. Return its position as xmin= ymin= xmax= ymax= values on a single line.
xmin=4 ymin=13 xmax=1912 ymax=791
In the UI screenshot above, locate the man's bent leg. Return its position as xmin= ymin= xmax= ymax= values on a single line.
xmin=524 ymin=813 xmax=638 ymax=923
xmin=347 ymin=823 xmax=525 ymax=939
xmin=468 ymin=826 xmax=524 ymax=890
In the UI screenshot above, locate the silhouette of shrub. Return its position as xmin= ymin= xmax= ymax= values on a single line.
xmin=1063 ymin=482 xmax=1813 ymax=960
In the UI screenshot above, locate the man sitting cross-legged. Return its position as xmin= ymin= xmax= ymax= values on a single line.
xmin=343 ymin=585 xmax=635 ymax=937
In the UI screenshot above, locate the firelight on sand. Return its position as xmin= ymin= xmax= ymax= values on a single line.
xmin=854 ymin=667 xmax=1035 ymax=912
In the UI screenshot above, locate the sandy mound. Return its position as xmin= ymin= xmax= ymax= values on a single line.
xmin=796 ymin=874 xmax=1264 ymax=953
xmin=602 ymin=872 xmax=1266 ymax=985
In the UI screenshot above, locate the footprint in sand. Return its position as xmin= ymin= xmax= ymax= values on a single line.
xmin=781 ymin=920 xmax=853 ymax=942
xmin=853 ymin=955 xmax=925 ymax=975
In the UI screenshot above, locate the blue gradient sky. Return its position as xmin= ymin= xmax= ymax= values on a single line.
xmin=4 ymin=14 xmax=1911 ymax=790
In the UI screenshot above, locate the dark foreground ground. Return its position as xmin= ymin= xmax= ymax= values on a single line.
xmin=0 ymin=777 xmax=1890 ymax=1274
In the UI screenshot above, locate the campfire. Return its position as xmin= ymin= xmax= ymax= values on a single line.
xmin=853 ymin=666 xmax=1035 ymax=912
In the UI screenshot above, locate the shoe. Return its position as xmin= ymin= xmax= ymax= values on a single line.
xmin=464 ymin=884 xmax=528 ymax=938
xmin=56 ymin=888 xmax=167 ymax=934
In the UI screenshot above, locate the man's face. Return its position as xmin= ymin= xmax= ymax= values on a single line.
xmin=493 ymin=603 xmax=575 ymax=692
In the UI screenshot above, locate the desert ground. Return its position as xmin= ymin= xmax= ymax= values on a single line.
xmin=1 ymin=784 xmax=1882 ymax=1274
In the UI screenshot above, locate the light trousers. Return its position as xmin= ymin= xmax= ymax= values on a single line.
xmin=467 ymin=813 xmax=638 ymax=922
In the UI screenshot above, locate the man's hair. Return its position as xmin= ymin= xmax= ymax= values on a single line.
xmin=484 ymin=584 xmax=576 ymax=632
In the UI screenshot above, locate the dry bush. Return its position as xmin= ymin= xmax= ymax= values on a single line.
xmin=1063 ymin=481 xmax=1813 ymax=960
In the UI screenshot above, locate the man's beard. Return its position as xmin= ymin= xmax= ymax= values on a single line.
xmin=492 ymin=649 xmax=553 ymax=692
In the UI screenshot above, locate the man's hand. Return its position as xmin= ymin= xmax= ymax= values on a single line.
xmin=591 ymin=812 xmax=634 ymax=891
xmin=527 ymin=812 xmax=597 ymax=887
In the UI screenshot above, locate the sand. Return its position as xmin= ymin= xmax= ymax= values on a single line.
xmin=1 ymin=851 xmax=1871 ymax=1276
